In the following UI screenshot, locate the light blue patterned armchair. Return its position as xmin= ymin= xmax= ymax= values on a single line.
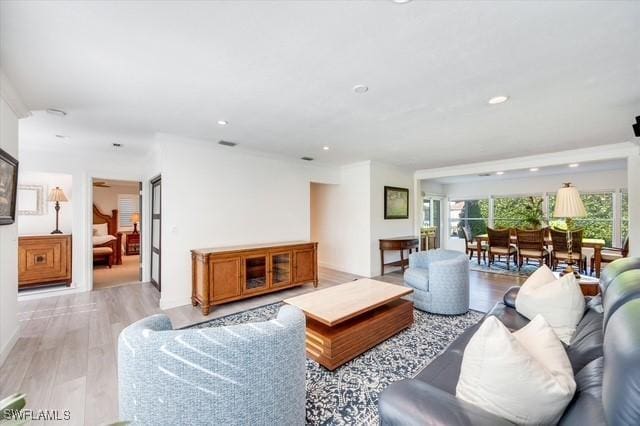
xmin=118 ymin=305 xmax=306 ymax=426
xmin=404 ymin=249 xmax=470 ymax=315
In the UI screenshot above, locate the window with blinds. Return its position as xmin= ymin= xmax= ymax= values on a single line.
xmin=118 ymin=194 xmax=139 ymax=229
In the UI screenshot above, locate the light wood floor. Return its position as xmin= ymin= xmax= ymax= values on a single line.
xmin=0 ymin=267 xmax=523 ymax=425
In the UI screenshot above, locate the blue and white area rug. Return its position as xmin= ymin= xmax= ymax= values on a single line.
xmin=190 ymin=302 xmax=483 ymax=425
xmin=469 ymin=259 xmax=539 ymax=277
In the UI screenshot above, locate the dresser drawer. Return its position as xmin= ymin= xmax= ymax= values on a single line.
xmin=19 ymin=235 xmax=72 ymax=288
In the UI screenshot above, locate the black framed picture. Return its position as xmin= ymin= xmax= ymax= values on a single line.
xmin=0 ymin=148 xmax=19 ymax=225
xmin=384 ymin=186 xmax=409 ymax=219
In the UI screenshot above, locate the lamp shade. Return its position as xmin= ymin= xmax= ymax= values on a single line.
xmin=131 ymin=212 xmax=140 ymax=223
xmin=47 ymin=187 xmax=68 ymax=203
xmin=553 ymin=183 xmax=586 ymax=218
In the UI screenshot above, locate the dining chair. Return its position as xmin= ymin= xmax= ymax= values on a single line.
xmin=515 ymin=228 xmax=549 ymax=270
xmin=462 ymin=227 xmax=486 ymax=265
xmin=591 ymin=236 xmax=629 ymax=274
xmin=487 ymin=227 xmax=517 ymax=269
xmin=550 ymin=228 xmax=585 ymax=273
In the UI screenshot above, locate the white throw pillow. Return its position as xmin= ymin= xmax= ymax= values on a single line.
xmin=515 ymin=265 xmax=585 ymax=344
xmin=93 ymin=223 xmax=108 ymax=237
xmin=456 ymin=315 xmax=576 ymax=425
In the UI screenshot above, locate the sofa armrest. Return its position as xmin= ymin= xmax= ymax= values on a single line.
xmin=379 ymin=379 xmax=514 ymax=426
xmin=503 ymin=286 xmax=520 ymax=308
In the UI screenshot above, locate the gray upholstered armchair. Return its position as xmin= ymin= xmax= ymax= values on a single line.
xmin=404 ymin=249 xmax=470 ymax=315
xmin=118 ymin=305 xmax=306 ymax=425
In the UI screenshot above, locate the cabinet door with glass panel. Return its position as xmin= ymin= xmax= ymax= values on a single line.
xmin=270 ymin=250 xmax=292 ymax=288
xmin=242 ymin=253 xmax=269 ymax=294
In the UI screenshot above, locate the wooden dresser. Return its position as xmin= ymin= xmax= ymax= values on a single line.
xmin=191 ymin=241 xmax=318 ymax=315
xmin=19 ymin=234 xmax=72 ymax=289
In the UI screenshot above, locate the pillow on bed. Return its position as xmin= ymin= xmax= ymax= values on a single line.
xmin=93 ymin=223 xmax=108 ymax=237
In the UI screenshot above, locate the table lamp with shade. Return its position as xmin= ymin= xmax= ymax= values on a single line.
xmin=553 ymin=182 xmax=586 ymax=277
xmin=47 ymin=186 xmax=68 ymax=234
xmin=131 ymin=212 xmax=140 ymax=234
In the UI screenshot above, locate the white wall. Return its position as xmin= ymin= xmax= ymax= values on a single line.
xmin=18 ymin=146 xmax=156 ymax=293
xmin=421 ymin=180 xmax=444 ymax=195
xmin=156 ymin=133 xmax=340 ymax=309
xmin=310 ymin=161 xmax=414 ymax=278
xmin=0 ymin=97 xmax=19 ymax=365
xmin=310 ymin=182 xmax=343 ymax=271
xmin=17 ymin=171 xmax=73 ymax=235
xmin=443 ymin=169 xmax=627 ymax=199
xmin=369 ymin=161 xmax=414 ymax=277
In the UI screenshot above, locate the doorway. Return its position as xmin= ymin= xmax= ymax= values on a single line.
xmin=422 ymin=196 xmax=443 ymax=249
xmin=150 ymin=175 xmax=161 ymax=291
xmin=92 ymin=178 xmax=142 ymax=289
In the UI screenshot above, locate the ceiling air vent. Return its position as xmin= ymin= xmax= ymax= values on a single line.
xmin=477 ymin=173 xmax=491 ymax=177
xmin=301 ymin=157 xmax=314 ymax=161
xmin=218 ymin=140 xmax=237 ymax=147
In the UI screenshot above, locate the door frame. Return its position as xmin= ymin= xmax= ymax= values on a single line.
xmin=87 ymin=175 xmax=147 ymax=292
xmin=422 ymin=194 xmax=445 ymax=249
xmin=150 ymin=175 xmax=161 ymax=291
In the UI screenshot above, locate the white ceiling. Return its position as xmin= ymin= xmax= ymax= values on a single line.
xmin=2 ymin=1 xmax=639 ymax=167
xmin=431 ymin=158 xmax=627 ymax=184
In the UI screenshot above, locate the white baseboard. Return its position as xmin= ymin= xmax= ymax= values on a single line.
xmin=318 ymin=260 xmax=347 ymax=271
xmin=0 ymin=326 xmax=19 ymax=367
xmin=159 ymin=296 xmax=192 ymax=310
xmin=17 ymin=284 xmax=85 ymax=302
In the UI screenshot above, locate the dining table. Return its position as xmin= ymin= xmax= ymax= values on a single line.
xmin=474 ymin=233 xmax=606 ymax=277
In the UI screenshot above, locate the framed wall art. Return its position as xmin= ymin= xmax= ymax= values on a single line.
xmin=0 ymin=148 xmax=19 ymax=225
xmin=384 ymin=186 xmax=409 ymax=219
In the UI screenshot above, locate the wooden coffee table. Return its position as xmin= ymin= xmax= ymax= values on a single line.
xmin=284 ymin=278 xmax=413 ymax=370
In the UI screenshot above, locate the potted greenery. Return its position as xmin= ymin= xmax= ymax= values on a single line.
xmin=523 ymin=197 xmax=545 ymax=230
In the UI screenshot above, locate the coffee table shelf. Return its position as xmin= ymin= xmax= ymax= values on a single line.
xmin=285 ymin=279 xmax=414 ymax=370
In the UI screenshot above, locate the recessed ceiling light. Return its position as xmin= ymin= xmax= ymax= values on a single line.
xmin=353 ymin=85 xmax=369 ymax=94
xmin=529 ymin=167 xmax=539 ymax=172
xmin=569 ymin=163 xmax=580 ymax=168
xmin=496 ymin=171 xmax=505 ymax=175
xmin=217 ymin=120 xmax=228 ymax=126
xmin=488 ymin=95 xmax=509 ymax=105
xmin=322 ymin=146 xmax=330 ymax=151
xmin=391 ymin=0 xmax=413 ymax=3
xmin=46 ymin=108 xmax=67 ymax=117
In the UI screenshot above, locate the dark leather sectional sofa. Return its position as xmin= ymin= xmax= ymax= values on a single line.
xmin=379 ymin=257 xmax=640 ymax=425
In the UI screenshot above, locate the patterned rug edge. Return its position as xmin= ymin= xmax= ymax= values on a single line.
xmin=187 ymin=301 xmax=484 ymax=425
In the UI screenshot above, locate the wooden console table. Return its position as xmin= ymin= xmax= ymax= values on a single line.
xmin=191 ymin=241 xmax=318 ymax=315
xmin=379 ymin=236 xmax=419 ymax=275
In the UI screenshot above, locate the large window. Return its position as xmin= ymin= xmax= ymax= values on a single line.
xmin=448 ymin=189 xmax=627 ymax=247
xmin=118 ymin=194 xmax=140 ymax=229
xmin=549 ymin=192 xmax=614 ymax=246
xmin=494 ymin=196 xmax=544 ymax=229
xmin=449 ymin=199 xmax=488 ymax=238
xmin=622 ymin=190 xmax=629 ymax=243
